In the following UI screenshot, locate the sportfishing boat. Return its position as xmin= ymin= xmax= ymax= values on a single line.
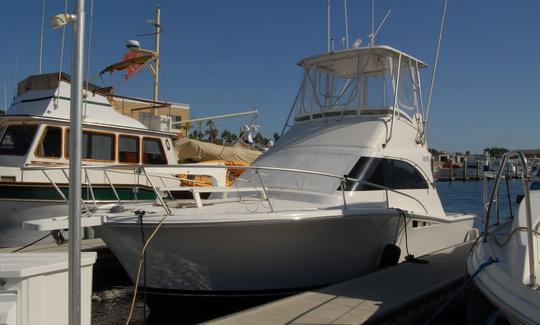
xmin=95 ymin=45 xmax=477 ymax=297
xmin=0 ymin=73 xmax=226 ymax=247
xmin=468 ymin=152 xmax=540 ymax=324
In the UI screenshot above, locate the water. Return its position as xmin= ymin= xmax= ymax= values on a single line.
xmin=93 ymin=180 xmax=524 ymax=324
xmin=435 ymin=178 xmax=523 ymax=227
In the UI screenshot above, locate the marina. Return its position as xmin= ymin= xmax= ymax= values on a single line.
xmin=0 ymin=0 xmax=539 ymax=324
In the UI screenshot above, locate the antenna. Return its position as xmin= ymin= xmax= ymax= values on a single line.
xmin=370 ymin=0 xmax=375 ymax=46
xmin=371 ymin=9 xmax=391 ymax=43
xmin=83 ymin=0 xmax=95 ymax=118
xmin=4 ymin=83 xmax=7 ymax=113
xmin=327 ymin=0 xmax=331 ymax=52
xmin=13 ymin=47 xmax=19 ymax=97
xmin=344 ymin=0 xmax=349 ymax=48
xmin=39 ymin=0 xmax=45 ymax=74
xmin=424 ymin=0 xmax=448 ymax=131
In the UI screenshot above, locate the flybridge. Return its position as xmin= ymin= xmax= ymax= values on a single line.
xmin=287 ymin=45 xmax=427 ymax=144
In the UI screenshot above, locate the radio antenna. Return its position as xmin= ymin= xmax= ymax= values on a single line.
xmin=369 ymin=0 xmax=375 ymax=46
xmin=344 ymin=0 xmax=349 ymax=48
xmin=424 ymin=0 xmax=448 ymax=132
xmin=327 ymin=0 xmax=331 ymax=52
xmin=372 ymin=9 xmax=391 ymax=43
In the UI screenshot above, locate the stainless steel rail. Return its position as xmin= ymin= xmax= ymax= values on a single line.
xmin=23 ymin=163 xmax=429 ymax=215
xmin=483 ymin=151 xmax=537 ymax=286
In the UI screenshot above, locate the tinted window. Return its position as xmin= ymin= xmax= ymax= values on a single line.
xmin=143 ymin=138 xmax=166 ymax=164
xmin=119 ymin=135 xmax=139 ymax=163
xmin=531 ymin=168 xmax=540 ymax=190
xmin=342 ymin=157 xmax=427 ymax=191
xmin=66 ymin=131 xmax=115 ymax=161
xmin=0 ymin=125 xmax=38 ymax=156
xmin=37 ymin=126 xmax=62 ymax=158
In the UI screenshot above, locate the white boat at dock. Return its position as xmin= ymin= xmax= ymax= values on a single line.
xmin=87 ymin=45 xmax=477 ymax=297
xmin=468 ymin=151 xmax=540 ymax=324
xmin=0 ymin=73 xmax=226 ymax=247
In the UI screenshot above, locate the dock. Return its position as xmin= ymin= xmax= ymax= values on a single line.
xmin=208 ymin=242 xmax=473 ymax=325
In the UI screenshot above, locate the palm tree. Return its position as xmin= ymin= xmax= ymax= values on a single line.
xmin=221 ymin=130 xmax=232 ymax=144
xmin=205 ymin=120 xmax=218 ymax=143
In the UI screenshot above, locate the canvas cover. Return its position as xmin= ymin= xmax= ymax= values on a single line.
xmin=175 ymin=139 xmax=262 ymax=163
xmin=17 ymin=72 xmax=107 ymax=96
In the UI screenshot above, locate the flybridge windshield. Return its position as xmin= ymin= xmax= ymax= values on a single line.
xmin=292 ymin=48 xmax=424 ymax=123
xmin=0 ymin=125 xmax=38 ymax=156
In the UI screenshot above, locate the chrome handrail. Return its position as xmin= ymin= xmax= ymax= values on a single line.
xmin=22 ymin=163 xmax=430 ymax=215
xmin=483 ymin=151 xmax=536 ymax=286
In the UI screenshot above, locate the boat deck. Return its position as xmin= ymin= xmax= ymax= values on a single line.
xmin=208 ymin=241 xmax=473 ymax=325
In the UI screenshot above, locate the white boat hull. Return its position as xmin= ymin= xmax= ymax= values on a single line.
xmin=0 ymin=199 xmax=68 ymax=247
xmin=102 ymin=212 xmax=473 ymax=294
xmin=468 ymin=238 xmax=540 ymax=325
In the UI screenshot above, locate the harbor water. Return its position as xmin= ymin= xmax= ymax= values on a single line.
xmin=92 ymin=179 xmax=522 ymax=324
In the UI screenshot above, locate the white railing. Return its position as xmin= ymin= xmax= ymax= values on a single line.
xmin=23 ymin=163 xmax=430 ymax=216
xmin=483 ymin=151 xmax=538 ymax=286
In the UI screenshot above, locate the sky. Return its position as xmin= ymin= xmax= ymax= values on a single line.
xmin=0 ymin=0 xmax=539 ymax=153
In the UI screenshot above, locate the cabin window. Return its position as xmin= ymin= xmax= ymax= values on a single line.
xmin=341 ymin=157 xmax=428 ymax=191
xmin=36 ymin=126 xmax=62 ymax=158
xmin=142 ymin=138 xmax=166 ymax=164
xmin=0 ymin=124 xmax=38 ymax=156
xmin=66 ymin=130 xmax=115 ymax=161
xmin=119 ymin=135 xmax=139 ymax=163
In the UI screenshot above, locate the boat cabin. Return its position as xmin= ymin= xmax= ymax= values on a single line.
xmin=0 ymin=73 xmax=177 ymax=173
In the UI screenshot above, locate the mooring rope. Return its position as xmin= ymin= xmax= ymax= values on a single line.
xmin=424 ymin=256 xmax=498 ymax=324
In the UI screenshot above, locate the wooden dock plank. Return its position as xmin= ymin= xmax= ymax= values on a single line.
xmin=207 ymin=242 xmax=472 ymax=325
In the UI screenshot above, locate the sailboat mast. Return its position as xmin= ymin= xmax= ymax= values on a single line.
xmin=153 ymin=6 xmax=161 ymax=104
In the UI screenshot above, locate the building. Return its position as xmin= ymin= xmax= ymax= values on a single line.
xmin=110 ymin=96 xmax=189 ymax=136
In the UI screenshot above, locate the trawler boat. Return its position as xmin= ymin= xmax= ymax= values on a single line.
xmin=98 ymin=45 xmax=476 ymax=296
xmin=468 ymin=152 xmax=540 ymax=324
xmin=0 ymin=73 xmax=225 ymax=247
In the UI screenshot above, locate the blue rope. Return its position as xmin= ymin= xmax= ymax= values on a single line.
xmin=424 ymin=256 xmax=498 ymax=325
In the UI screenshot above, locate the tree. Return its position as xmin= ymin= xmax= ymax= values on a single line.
xmin=253 ymin=133 xmax=269 ymax=146
xmin=221 ymin=130 xmax=232 ymax=144
xmin=191 ymin=130 xmax=201 ymax=140
xmin=273 ymin=132 xmax=280 ymax=142
xmin=484 ymin=147 xmax=509 ymax=158
xmin=231 ymin=133 xmax=238 ymax=141
xmin=205 ymin=120 xmax=218 ymax=143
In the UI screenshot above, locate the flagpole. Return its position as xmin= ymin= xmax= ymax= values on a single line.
xmin=68 ymin=0 xmax=85 ymax=323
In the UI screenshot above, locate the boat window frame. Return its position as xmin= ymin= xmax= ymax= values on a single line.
xmin=118 ymin=134 xmax=141 ymax=164
xmin=0 ymin=123 xmax=40 ymax=157
xmin=34 ymin=125 xmax=64 ymax=160
xmin=142 ymin=136 xmax=167 ymax=165
xmin=341 ymin=156 xmax=429 ymax=191
xmin=65 ymin=128 xmax=117 ymax=163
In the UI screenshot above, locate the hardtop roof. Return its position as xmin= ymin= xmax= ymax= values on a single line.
xmin=297 ymin=45 xmax=428 ymax=76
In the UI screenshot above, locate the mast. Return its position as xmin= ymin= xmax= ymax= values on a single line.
xmin=153 ymin=5 xmax=161 ymax=105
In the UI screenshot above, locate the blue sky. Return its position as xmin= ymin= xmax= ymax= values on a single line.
xmin=0 ymin=0 xmax=539 ymax=152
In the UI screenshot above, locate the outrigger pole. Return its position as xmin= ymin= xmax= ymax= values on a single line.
xmin=424 ymin=0 xmax=448 ymax=134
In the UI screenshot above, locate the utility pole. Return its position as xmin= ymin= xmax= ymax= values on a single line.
xmin=153 ymin=6 xmax=161 ymax=105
